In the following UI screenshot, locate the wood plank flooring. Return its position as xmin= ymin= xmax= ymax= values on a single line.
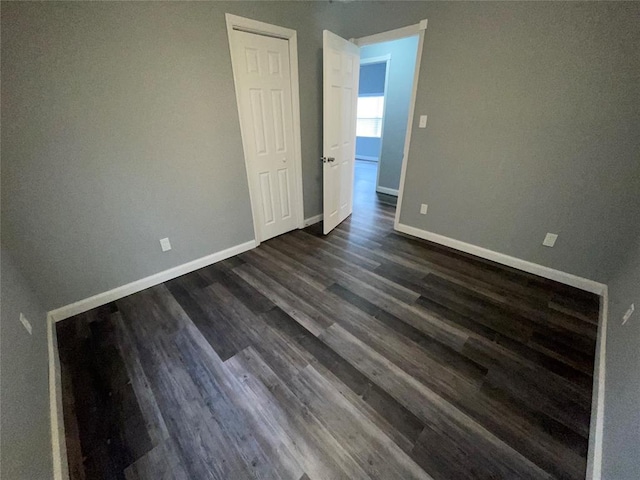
xmin=57 ymin=161 xmax=599 ymax=479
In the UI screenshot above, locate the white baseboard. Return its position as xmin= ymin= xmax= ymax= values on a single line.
xmin=355 ymin=155 xmax=378 ymax=162
xmin=394 ymin=222 xmax=607 ymax=295
xmin=586 ymin=287 xmax=608 ymax=480
xmin=48 ymin=314 xmax=69 ymax=480
xmin=48 ymin=240 xmax=257 ymax=322
xmin=304 ymin=214 xmax=323 ymax=227
xmin=376 ymin=186 xmax=399 ymax=196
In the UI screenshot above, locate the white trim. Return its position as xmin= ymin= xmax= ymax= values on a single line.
xmin=395 ymin=223 xmax=607 ymax=295
xmin=394 ymin=23 xmax=427 ymax=231
xmin=225 ymin=14 xmax=305 ymax=245
xmin=224 ymin=13 xmax=296 ymax=39
xmin=289 ymin=31 xmax=305 ymax=231
xmin=376 ymin=186 xmax=399 ymax=196
xmin=355 ymin=155 xmax=379 ymax=162
xmin=48 ymin=314 xmax=69 ymax=480
xmin=48 ymin=240 xmax=257 ymax=322
xmin=353 ymin=20 xmax=427 ymax=47
xmin=304 ymin=214 xmax=323 ymax=227
xmin=359 ymin=54 xmax=391 ymax=67
xmin=586 ymin=287 xmax=608 ymax=480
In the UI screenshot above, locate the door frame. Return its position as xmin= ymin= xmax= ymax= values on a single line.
xmin=357 ymin=54 xmax=392 ymax=195
xmin=353 ymin=19 xmax=427 ymax=229
xmin=225 ymin=13 xmax=305 ymax=245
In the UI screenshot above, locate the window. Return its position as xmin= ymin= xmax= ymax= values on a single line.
xmin=356 ymin=96 xmax=384 ymax=138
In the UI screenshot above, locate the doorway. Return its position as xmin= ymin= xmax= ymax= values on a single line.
xmin=353 ymin=34 xmax=421 ymax=213
xmin=320 ymin=22 xmax=426 ymax=234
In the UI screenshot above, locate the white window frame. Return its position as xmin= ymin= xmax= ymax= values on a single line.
xmin=356 ymin=95 xmax=385 ymax=138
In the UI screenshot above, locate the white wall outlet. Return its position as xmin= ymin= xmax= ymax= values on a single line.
xmin=160 ymin=237 xmax=172 ymax=252
xmin=419 ymin=115 xmax=428 ymax=128
xmin=19 ymin=313 xmax=32 ymax=335
xmin=420 ymin=203 xmax=428 ymax=215
xmin=622 ymin=303 xmax=635 ymax=325
xmin=542 ymin=233 xmax=558 ymax=247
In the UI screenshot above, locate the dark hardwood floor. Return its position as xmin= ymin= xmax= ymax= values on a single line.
xmin=57 ymin=161 xmax=599 ymax=479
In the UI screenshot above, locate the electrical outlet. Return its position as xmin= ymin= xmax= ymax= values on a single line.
xmin=419 ymin=115 xmax=428 ymax=128
xmin=160 ymin=237 xmax=172 ymax=252
xmin=622 ymin=304 xmax=635 ymax=325
xmin=19 ymin=313 xmax=32 ymax=335
xmin=420 ymin=203 xmax=428 ymax=215
xmin=543 ymin=233 xmax=558 ymax=247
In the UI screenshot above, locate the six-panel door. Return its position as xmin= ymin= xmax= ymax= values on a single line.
xmin=323 ymin=30 xmax=360 ymax=235
xmin=231 ymin=30 xmax=299 ymax=242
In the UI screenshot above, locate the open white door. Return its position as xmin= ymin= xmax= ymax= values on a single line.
xmin=322 ymin=31 xmax=360 ymax=234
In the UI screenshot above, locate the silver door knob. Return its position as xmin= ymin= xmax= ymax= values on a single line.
xmin=321 ymin=156 xmax=336 ymax=163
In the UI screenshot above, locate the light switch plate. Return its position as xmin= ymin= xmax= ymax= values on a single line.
xmin=543 ymin=233 xmax=558 ymax=247
xmin=419 ymin=115 xmax=428 ymax=128
xmin=160 ymin=237 xmax=172 ymax=252
xmin=420 ymin=204 xmax=428 ymax=215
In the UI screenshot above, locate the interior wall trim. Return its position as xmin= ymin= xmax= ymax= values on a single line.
xmin=48 ymin=240 xmax=257 ymax=322
xmin=586 ymin=287 xmax=608 ymax=480
xmin=48 ymin=314 xmax=69 ymax=480
xmin=352 ymin=20 xmax=427 ymax=47
xmin=303 ymin=214 xmax=323 ymax=227
xmin=394 ymin=222 xmax=607 ymax=295
xmin=376 ymin=186 xmax=399 ymax=196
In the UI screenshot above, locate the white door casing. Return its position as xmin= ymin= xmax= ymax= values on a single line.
xmin=322 ymin=30 xmax=360 ymax=234
xmin=228 ymin=20 xmax=302 ymax=242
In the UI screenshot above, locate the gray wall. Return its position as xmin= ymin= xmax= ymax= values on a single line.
xmin=0 ymin=249 xmax=53 ymax=479
xmin=1 ymin=1 xmax=332 ymax=309
xmin=9 ymin=2 xmax=636 ymax=309
xmin=392 ymin=1 xmax=640 ymax=282
xmin=3 ymin=2 xmax=638 ymax=301
xmin=360 ymin=36 xmax=419 ymax=192
xmin=602 ymin=237 xmax=640 ymax=480
xmin=358 ymin=62 xmax=386 ymax=96
xmin=356 ymin=136 xmax=382 ymax=160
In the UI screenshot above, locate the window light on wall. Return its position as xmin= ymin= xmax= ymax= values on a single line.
xmin=356 ymin=96 xmax=384 ymax=138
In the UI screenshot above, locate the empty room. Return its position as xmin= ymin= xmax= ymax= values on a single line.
xmin=1 ymin=1 xmax=639 ymax=480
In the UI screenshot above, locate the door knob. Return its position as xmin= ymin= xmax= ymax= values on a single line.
xmin=321 ymin=156 xmax=336 ymax=163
